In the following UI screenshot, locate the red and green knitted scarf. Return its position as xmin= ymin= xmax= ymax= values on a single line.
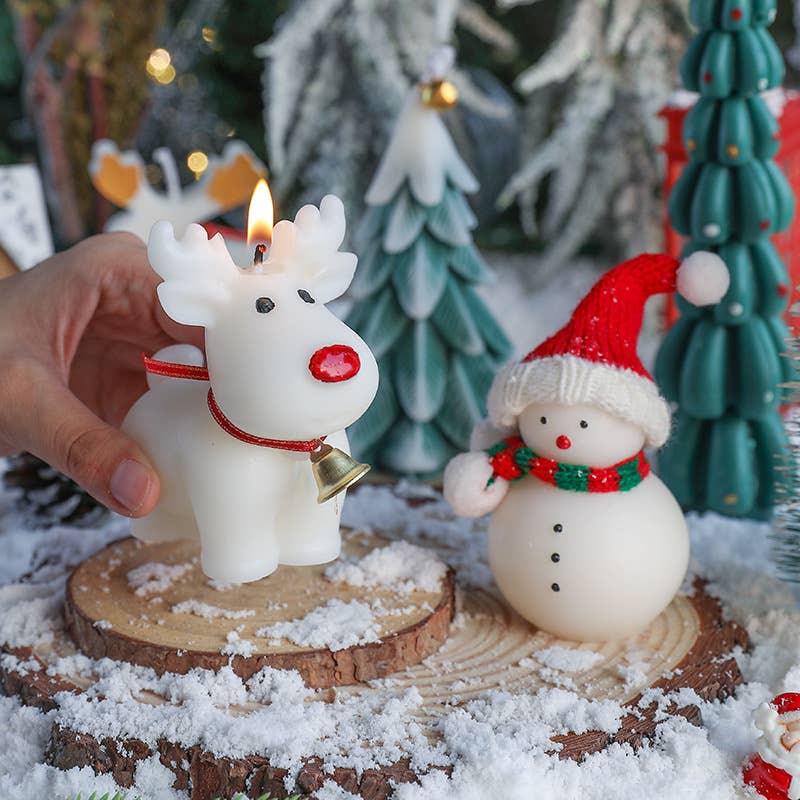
xmin=486 ymin=436 xmax=650 ymax=493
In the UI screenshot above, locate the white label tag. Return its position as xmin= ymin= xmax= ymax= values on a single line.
xmin=0 ymin=164 xmax=54 ymax=270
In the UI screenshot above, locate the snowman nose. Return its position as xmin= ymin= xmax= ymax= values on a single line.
xmin=556 ymin=435 xmax=572 ymax=450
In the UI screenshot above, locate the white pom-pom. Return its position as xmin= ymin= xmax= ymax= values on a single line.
xmin=443 ymin=452 xmax=509 ymax=519
xmin=676 ymin=251 xmax=730 ymax=307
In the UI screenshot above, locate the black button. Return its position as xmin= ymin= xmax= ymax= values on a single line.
xmin=553 ymin=524 xmax=563 ymax=533
xmin=551 ymin=553 xmax=560 ymax=563
xmin=551 ymin=583 xmax=560 ymax=592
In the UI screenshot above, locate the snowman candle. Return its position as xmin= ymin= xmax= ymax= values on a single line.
xmin=444 ymin=252 xmax=730 ymax=642
xmin=122 ymin=182 xmax=379 ymax=585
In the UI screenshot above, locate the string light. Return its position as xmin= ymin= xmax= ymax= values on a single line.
xmin=187 ymin=150 xmax=209 ymax=179
xmin=147 ymin=48 xmax=171 ymax=73
xmin=146 ymin=48 xmax=176 ymax=85
xmin=155 ymin=65 xmax=176 ymax=84
xmin=201 ymin=27 xmax=217 ymax=44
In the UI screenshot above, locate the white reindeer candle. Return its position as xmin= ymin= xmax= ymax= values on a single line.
xmin=122 ymin=185 xmax=379 ymax=584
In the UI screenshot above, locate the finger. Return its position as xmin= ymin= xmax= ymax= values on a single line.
xmin=72 ymin=232 xmax=204 ymax=352
xmin=3 ymin=359 xmax=160 ymax=517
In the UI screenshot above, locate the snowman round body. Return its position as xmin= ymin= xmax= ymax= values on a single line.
xmin=487 ymin=402 xmax=689 ymax=642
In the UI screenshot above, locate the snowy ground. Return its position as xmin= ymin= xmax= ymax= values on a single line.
xmin=0 ymin=254 xmax=794 ymax=799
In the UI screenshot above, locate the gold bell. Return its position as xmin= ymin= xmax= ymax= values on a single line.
xmin=420 ymin=79 xmax=459 ymax=111
xmin=310 ymin=443 xmax=370 ymax=504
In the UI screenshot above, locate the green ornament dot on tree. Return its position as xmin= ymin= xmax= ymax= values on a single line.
xmin=655 ymin=0 xmax=796 ymax=520
xmin=345 ymin=86 xmax=512 ymax=478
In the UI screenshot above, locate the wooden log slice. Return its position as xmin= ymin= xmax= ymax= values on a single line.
xmin=31 ymin=579 xmax=747 ymax=799
xmin=64 ymin=531 xmax=455 ymax=688
xmin=0 ymin=497 xmax=748 ymax=800
xmin=3 ymin=575 xmax=747 ymax=799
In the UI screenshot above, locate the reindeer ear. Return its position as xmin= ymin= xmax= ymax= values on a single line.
xmin=148 ymin=222 xmax=234 ymax=328
xmin=205 ymin=142 xmax=266 ymax=210
xmin=156 ymin=282 xmax=227 ymax=328
xmin=90 ymin=140 xmax=145 ymax=207
xmin=308 ymin=252 xmax=358 ymax=304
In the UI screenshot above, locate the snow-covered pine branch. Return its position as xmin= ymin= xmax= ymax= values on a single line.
xmin=500 ymin=0 xmax=690 ymax=282
xmin=257 ymin=0 xmax=514 ymax=230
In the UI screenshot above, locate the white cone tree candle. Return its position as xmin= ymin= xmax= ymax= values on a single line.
xmin=444 ymin=251 xmax=729 ymax=642
xmin=123 ymin=192 xmax=379 ymax=585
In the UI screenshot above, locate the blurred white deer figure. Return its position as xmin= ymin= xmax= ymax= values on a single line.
xmin=123 ymin=196 xmax=379 ymax=584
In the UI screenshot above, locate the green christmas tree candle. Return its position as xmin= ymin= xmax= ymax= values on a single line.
xmin=655 ymin=0 xmax=795 ymax=519
xmin=346 ymin=58 xmax=512 ymax=477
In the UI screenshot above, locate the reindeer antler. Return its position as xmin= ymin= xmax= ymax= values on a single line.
xmin=149 ymin=222 xmax=240 ymax=327
xmin=267 ymin=195 xmax=353 ymax=281
xmin=148 ymin=221 xmax=238 ymax=282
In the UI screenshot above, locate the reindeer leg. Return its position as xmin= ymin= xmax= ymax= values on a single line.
xmin=276 ymin=434 xmax=346 ymax=566
xmin=131 ymin=509 xmax=198 ymax=543
xmin=187 ymin=482 xmax=280 ymax=585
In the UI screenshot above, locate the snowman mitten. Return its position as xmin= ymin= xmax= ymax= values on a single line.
xmin=443 ymin=452 xmax=509 ymax=518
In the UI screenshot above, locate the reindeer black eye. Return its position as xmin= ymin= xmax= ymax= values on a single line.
xmin=255 ymin=297 xmax=275 ymax=313
xmin=540 ymin=416 xmax=547 ymax=424
xmin=580 ymin=420 xmax=589 ymax=429
xmin=298 ymin=289 xmax=315 ymax=304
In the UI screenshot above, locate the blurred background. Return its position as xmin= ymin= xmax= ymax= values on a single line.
xmin=4 ymin=0 xmax=797 ymax=280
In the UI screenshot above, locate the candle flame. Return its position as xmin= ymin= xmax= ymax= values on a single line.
xmin=247 ymin=178 xmax=273 ymax=246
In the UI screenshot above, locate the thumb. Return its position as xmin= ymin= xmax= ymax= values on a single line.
xmin=5 ymin=361 xmax=160 ymax=517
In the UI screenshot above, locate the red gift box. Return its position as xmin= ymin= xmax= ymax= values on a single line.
xmin=661 ymin=90 xmax=800 ymax=333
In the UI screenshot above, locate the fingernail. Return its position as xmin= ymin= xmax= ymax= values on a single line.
xmin=110 ymin=459 xmax=151 ymax=514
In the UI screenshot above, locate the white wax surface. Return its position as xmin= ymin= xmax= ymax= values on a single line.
xmin=122 ymin=196 xmax=378 ymax=583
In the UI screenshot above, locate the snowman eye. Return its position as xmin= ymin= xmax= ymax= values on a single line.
xmin=540 ymin=416 xmax=547 ymax=425
xmin=579 ymin=420 xmax=589 ymax=429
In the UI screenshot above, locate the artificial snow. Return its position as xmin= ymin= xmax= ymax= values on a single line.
xmin=171 ymin=599 xmax=256 ymax=620
xmin=0 ymin=255 xmax=798 ymax=798
xmin=127 ymin=560 xmax=193 ymax=597
xmin=221 ymin=630 xmax=256 ymax=657
xmin=257 ymin=598 xmax=381 ymax=651
xmin=0 ymin=459 xmax=799 ymax=799
xmin=0 ymin=472 xmax=794 ymax=800
xmin=532 ymin=646 xmax=605 ymax=674
xmin=325 ymin=540 xmax=447 ymax=594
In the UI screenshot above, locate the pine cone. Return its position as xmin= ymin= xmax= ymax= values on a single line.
xmin=2 ymin=452 xmax=107 ymax=527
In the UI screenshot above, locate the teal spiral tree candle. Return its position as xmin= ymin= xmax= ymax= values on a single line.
xmin=655 ymin=0 xmax=795 ymax=519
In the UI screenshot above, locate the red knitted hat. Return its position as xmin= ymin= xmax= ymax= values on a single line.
xmin=487 ymin=251 xmax=729 ymax=448
xmin=772 ymin=693 xmax=800 ymax=720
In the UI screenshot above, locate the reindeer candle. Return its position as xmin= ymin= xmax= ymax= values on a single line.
xmin=122 ymin=189 xmax=379 ymax=584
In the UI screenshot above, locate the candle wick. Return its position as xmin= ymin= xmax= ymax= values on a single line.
xmin=253 ymin=243 xmax=267 ymax=265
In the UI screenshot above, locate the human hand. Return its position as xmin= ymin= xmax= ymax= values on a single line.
xmin=0 ymin=232 xmax=201 ymax=517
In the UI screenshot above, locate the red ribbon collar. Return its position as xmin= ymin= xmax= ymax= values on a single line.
xmin=142 ymin=355 xmax=323 ymax=453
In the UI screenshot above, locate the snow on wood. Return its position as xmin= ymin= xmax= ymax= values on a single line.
xmin=126 ymin=561 xmax=194 ymax=597
xmin=0 ymin=462 xmax=769 ymax=800
xmin=256 ymin=598 xmax=381 ymax=651
xmin=325 ymin=541 xmax=447 ymax=595
xmin=171 ymin=600 xmax=256 ymax=621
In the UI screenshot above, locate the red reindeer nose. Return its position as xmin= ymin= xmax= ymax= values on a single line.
xmin=556 ymin=435 xmax=572 ymax=450
xmin=309 ymin=345 xmax=361 ymax=382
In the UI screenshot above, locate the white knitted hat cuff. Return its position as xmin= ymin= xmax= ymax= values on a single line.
xmin=487 ymin=355 xmax=672 ymax=448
